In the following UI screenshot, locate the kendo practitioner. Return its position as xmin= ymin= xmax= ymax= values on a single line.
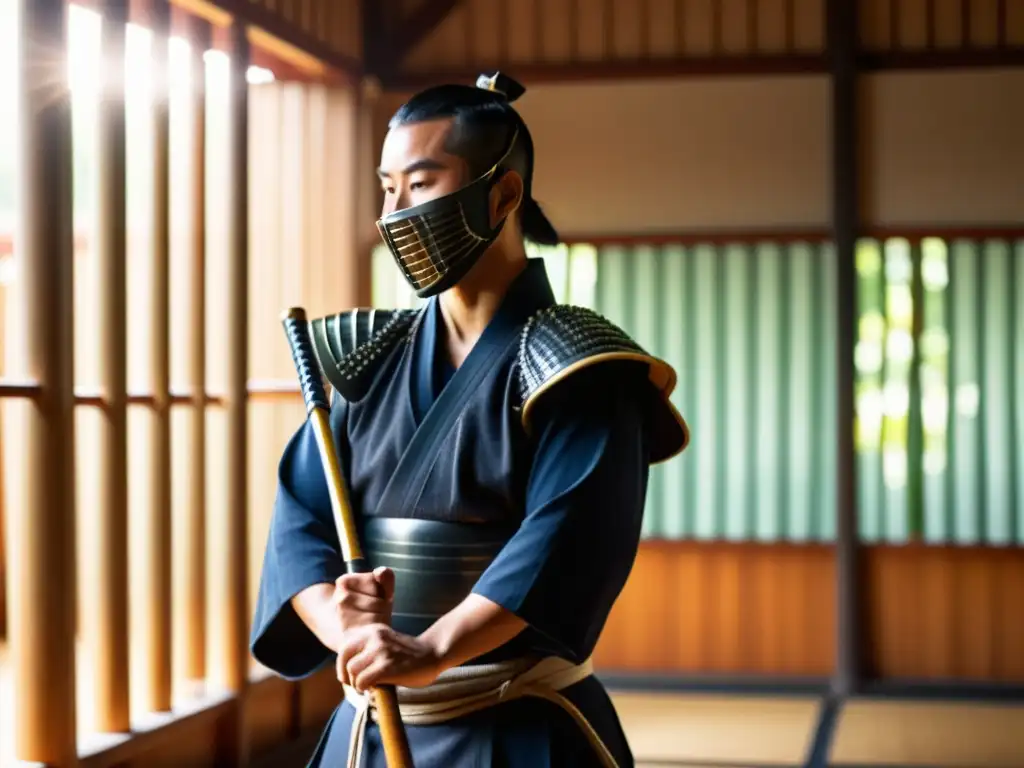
xmin=250 ymin=71 xmax=690 ymax=768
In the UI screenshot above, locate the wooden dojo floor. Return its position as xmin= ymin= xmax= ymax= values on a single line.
xmin=612 ymin=690 xmax=1024 ymax=768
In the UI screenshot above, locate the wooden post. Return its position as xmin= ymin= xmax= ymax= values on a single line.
xmin=145 ymin=0 xmax=174 ymax=714
xmin=91 ymin=0 xmax=131 ymax=733
xmin=11 ymin=0 xmax=79 ymax=763
xmin=827 ymin=0 xmax=862 ymax=696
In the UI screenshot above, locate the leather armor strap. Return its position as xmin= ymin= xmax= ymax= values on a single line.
xmin=342 ymin=656 xmax=617 ymax=768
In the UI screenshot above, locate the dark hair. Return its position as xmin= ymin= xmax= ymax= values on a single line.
xmin=388 ymin=72 xmax=559 ymax=246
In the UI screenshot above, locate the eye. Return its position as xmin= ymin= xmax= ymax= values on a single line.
xmin=408 ymin=174 xmax=435 ymax=192
xmin=382 ymin=184 xmax=396 ymax=195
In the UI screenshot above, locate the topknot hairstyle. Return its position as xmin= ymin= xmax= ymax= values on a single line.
xmin=387 ymin=71 xmax=559 ymax=246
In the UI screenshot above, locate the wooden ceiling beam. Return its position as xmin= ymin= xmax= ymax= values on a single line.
xmin=380 ymin=45 xmax=1024 ymax=90
xmin=390 ymin=0 xmax=462 ymax=62
xmin=381 ymin=54 xmax=829 ymax=90
xmin=171 ymin=0 xmax=361 ymax=81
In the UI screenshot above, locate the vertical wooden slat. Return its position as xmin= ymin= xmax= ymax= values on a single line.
xmin=748 ymin=0 xmax=759 ymax=51
xmin=784 ymin=0 xmax=795 ymax=50
xmin=712 ymin=0 xmax=724 ymax=52
xmin=146 ymin=0 xmax=174 ymax=714
xmin=308 ymin=0 xmax=320 ymax=42
xmin=184 ymin=14 xmax=210 ymax=686
xmin=675 ymin=0 xmax=685 ymax=53
xmin=603 ymin=0 xmax=615 ymax=57
xmin=463 ymin=0 xmax=474 ymax=64
xmin=208 ymin=21 xmax=252 ymax=763
xmin=827 ymin=0 xmax=862 ymax=695
xmin=92 ymin=0 xmax=131 ymax=732
xmin=12 ymin=0 xmax=78 ymax=762
xmin=926 ymin=0 xmax=937 ymax=48
xmin=639 ymin=0 xmax=650 ymax=58
xmin=568 ymin=0 xmax=580 ymax=60
xmin=498 ymin=0 xmax=510 ymax=63
xmin=215 ymin=16 xmax=250 ymax=698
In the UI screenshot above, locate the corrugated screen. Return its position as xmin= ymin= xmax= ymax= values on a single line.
xmin=855 ymin=237 xmax=1024 ymax=545
xmin=370 ymin=237 xmax=1023 ymax=545
xmin=587 ymin=242 xmax=838 ymax=541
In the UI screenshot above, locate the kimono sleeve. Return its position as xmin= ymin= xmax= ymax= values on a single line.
xmin=249 ymin=396 xmax=349 ymax=679
xmin=472 ymin=361 xmax=653 ymax=663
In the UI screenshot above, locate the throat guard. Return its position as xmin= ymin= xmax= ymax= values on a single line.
xmin=517 ymin=305 xmax=690 ymax=464
xmin=308 ymin=307 xmax=420 ymax=402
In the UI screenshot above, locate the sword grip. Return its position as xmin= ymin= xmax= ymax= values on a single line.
xmin=281 ymin=307 xmax=330 ymax=415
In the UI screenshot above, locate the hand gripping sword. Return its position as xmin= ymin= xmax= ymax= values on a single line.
xmin=281 ymin=307 xmax=414 ymax=768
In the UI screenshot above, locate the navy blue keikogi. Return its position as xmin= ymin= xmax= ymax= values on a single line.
xmin=250 ymin=259 xmax=688 ymax=767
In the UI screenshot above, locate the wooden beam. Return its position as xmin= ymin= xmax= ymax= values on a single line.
xmin=859 ymin=47 xmax=1024 ymax=70
xmin=391 ymin=0 xmax=462 ymax=62
xmin=381 ymin=53 xmax=828 ymax=89
xmin=381 ymin=47 xmax=1024 ymax=90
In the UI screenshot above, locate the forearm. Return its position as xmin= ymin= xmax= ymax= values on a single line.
xmin=290 ymin=582 xmax=342 ymax=652
xmin=419 ymin=593 xmax=527 ymax=672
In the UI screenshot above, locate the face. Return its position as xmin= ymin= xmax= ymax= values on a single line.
xmin=376 ymin=119 xmax=469 ymax=218
xmin=377 ymin=118 xmax=524 ymax=230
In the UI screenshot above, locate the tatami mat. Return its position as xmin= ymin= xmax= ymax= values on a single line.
xmin=830 ymin=699 xmax=1024 ymax=767
xmin=612 ymin=691 xmax=820 ymax=766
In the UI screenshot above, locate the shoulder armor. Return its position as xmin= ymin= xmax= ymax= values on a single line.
xmin=309 ymin=308 xmax=420 ymax=402
xmin=517 ymin=305 xmax=690 ymax=464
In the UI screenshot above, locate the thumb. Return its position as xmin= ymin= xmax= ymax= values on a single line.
xmin=373 ymin=566 xmax=395 ymax=602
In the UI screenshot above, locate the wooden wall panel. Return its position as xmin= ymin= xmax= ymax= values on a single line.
xmin=865 ymin=545 xmax=1024 ymax=682
xmin=403 ymin=0 xmax=825 ymax=73
xmin=859 ymin=0 xmax=1024 ymax=51
xmin=593 ymin=541 xmax=835 ymax=676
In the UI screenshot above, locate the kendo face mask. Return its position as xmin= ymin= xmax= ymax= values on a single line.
xmin=376 ymin=131 xmax=518 ymax=299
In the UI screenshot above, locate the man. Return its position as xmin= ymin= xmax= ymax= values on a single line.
xmin=250 ymin=71 xmax=689 ymax=768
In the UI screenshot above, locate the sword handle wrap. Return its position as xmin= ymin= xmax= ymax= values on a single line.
xmin=281 ymin=307 xmax=329 ymax=415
